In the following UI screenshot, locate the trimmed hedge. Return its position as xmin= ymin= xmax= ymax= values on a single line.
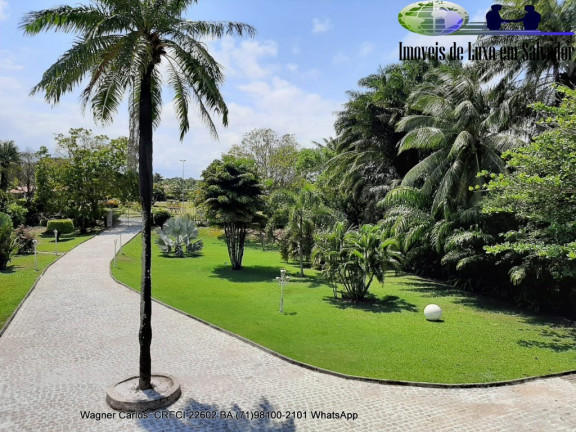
xmin=46 ymin=219 xmax=75 ymax=240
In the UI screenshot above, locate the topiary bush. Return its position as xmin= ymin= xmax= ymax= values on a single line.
xmin=46 ymin=219 xmax=75 ymax=240
xmin=0 ymin=212 xmax=15 ymax=270
xmin=152 ymin=208 xmax=172 ymax=227
xmin=13 ymin=225 xmax=36 ymax=254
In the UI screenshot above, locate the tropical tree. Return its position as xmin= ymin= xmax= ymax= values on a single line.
xmin=313 ymin=222 xmax=402 ymax=301
xmin=275 ymin=183 xmax=335 ymax=276
xmin=476 ymin=0 xmax=576 ymax=97
xmin=0 ymin=212 xmax=16 ymax=270
xmin=0 ymin=140 xmax=21 ymax=191
xmin=483 ymin=87 xmax=576 ymax=294
xmin=22 ymin=0 xmax=255 ymax=390
xmin=197 ymin=156 xmax=265 ymax=270
xmin=395 ymin=63 xmax=523 ymax=217
xmin=17 ymin=150 xmax=38 ymax=206
xmin=329 ymin=61 xmax=436 ymax=224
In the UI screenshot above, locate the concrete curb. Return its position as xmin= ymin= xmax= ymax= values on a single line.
xmin=106 ymin=374 xmax=181 ymax=412
xmin=110 ymin=234 xmax=576 ymax=390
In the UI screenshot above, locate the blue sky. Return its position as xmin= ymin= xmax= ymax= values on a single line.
xmin=0 ymin=0 xmax=493 ymax=178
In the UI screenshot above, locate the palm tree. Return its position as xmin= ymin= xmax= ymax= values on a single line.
xmin=0 ymin=140 xmax=21 ymax=191
xmin=22 ymin=0 xmax=255 ymax=390
xmin=197 ymin=155 xmax=265 ymax=270
xmin=476 ymin=0 xmax=576 ymax=97
xmin=329 ymin=61 xmax=438 ymax=224
xmin=395 ymin=63 xmax=523 ymax=217
xmin=281 ymin=182 xmax=335 ymax=276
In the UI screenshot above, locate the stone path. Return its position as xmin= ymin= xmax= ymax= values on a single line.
xmin=1 ymin=222 xmax=576 ymax=431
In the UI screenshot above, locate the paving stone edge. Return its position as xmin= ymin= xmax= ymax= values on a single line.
xmin=109 ymin=234 xmax=576 ymax=390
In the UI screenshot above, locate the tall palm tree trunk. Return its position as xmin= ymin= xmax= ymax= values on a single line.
xmin=138 ymin=66 xmax=154 ymax=390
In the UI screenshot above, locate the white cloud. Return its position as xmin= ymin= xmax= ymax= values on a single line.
xmin=211 ymin=38 xmax=279 ymax=80
xmin=0 ymin=50 xmax=23 ymax=71
xmin=358 ymin=42 xmax=375 ymax=57
xmin=286 ymin=63 xmax=298 ymax=73
xmin=233 ymin=77 xmax=338 ymax=144
xmin=332 ymin=52 xmax=350 ymax=64
xmin=0 ymin=0 xmax=9 ymax=21
xmin=312 ymin=18 xmax=333 ymax=33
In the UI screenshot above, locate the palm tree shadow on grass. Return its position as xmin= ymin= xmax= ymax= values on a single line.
xmin=400 ymin=278 xmax=576 ymax=352
xmin=211 ymin=264 xmax=325 ymax=287
xmin=138 ymin=397 xmax=295 ymax=431
xmin=0 ymin=265 xmax=16 ymax=274
xmin=212 ymin=264 xmax=286 ymax=283
xmin=323 ymin=294 xmax=418 ymax=314
xmin=517 ymin=328 xmax=576 ymax=352
xmin=399 ymin=279 xmax=528 ymax=317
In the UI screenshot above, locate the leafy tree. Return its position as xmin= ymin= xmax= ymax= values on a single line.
xmin=156 ymin=216 xmax=202 ymax=257
xmin=23 ymin=0 xmax=255 ymax=390
xmin=0 ymin=140 xmax=21 ymax=191
xmin=313 ymin=222 xmax=402 ymax=301
xmin=229 ymin=129 xmax=300 ymax=190
xmin=483 ymin=86 xmax=576 ymax=291
xmin=17 ymin=149 xmax=37 ymax=205
xmin=35 ymin=129 xmax=135 ymax=232
xmin=197 ymin=156 xmax=264 ymax=270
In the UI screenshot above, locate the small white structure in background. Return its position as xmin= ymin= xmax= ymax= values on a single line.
xmin=424 ymin=304 xmax=442 ymax=321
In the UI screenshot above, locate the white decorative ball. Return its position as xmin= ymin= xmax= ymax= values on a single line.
xmin=424 ymin=304 xmax=442 ymax=321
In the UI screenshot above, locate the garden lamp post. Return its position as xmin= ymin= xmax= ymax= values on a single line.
xmin=33 ymin=239 xmax=38 ymax=271
xmin=54 ymin=229 xmax=58 ymax=255
xmin=276 ymin=268 xmax=290 ymax=313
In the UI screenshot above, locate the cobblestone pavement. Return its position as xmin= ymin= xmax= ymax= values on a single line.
xmin=1 ymin=222 xmax=576 ymax=432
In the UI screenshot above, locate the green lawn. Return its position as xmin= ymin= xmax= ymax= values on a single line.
xmin=112 ymin=228 xmax=576 ymax=384
xmin=0 ymin=229 xmax=98 ymax=330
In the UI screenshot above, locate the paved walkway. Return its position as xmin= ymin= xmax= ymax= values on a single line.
xmin=1 ymin=223 xmax=576 ymax=431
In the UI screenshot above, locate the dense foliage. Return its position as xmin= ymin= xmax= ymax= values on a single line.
xmin=35 ymin=129 xmax=137 ymax=232
xmin=313 ymin=223 xmax=402 ymax=301
xmin=197 ymin=156 xmax=265 ymax=270
xmin=0 ymin=212 xmax=15 ymax=270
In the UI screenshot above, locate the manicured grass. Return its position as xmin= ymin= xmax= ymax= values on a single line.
xmin=112 ymin=228 xmax=576 ymax=384
xmin=0 ymin=228 xmax=98 ymax=330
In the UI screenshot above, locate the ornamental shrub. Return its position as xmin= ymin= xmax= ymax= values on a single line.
xmin=156 ymin=216 xmax=203 ymax=257
xmin=152 ymin=208 xmax=172 ymax=227
xmin=13 ymin=225 xmax=36 ymax=254
xmin=6 ymin=203 xmax=28 ymax=228
xmin=46 ymin=219 xmax=75 ymax=240
xmin=0 ymin=212 xmax=15 ymax=270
